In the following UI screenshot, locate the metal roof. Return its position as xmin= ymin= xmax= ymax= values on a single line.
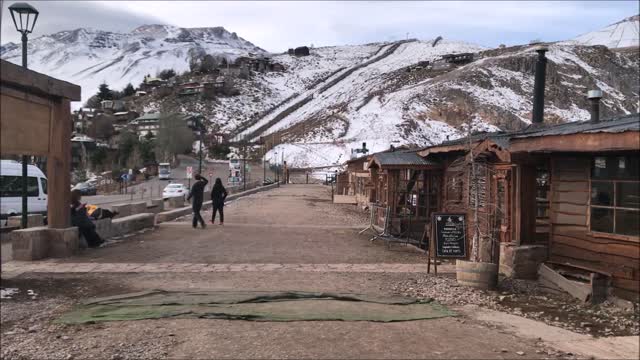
xmin=513 ymin=113 xmax=639 ymax=139
xmin=373 ymin=151 xmax=438 ymax=167
xmin=421 ymin=113 xmax=639 ymax=152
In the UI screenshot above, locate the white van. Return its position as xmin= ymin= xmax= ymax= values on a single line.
xmin=0 ymin=160 xmax=48 ymax=221
xmin=158 ymin=162 xmax=171 ymax=180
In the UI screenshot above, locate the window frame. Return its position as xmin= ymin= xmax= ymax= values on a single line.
xmin=588 ymin=155 xmax=639 ymax=241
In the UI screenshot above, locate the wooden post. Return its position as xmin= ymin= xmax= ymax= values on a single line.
xmin=47 ymin=98 xmax=71 ymax=228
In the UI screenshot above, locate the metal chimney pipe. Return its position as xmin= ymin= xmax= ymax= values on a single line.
xmin=531 ymin=45 xmax=548 ymax=124
xmin=588 ymin=90 xmax=603 ymax=123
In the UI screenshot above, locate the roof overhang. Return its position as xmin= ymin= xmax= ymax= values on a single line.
xmin=418 ymin=138 xmax=511 ymax=162
xmin=509 ymin=131 xmax=640 ymax=153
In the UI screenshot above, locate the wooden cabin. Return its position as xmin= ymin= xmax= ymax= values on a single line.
xmin=367 ymin=150 xmax=440 ymax=239
xmin=339 ymin=155 xmax=374 ymax=208
xmin=418 ymin=113 xmax=640 ymax=300
xmin=509 ymin=113 xmax=639 ymax=300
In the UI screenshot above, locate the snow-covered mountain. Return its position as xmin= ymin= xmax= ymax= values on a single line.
xmin=243 ymin=41 xmax=638 ymax=167
xmin=0 ymin=24 xmax=264 ymax=101
xmin=571 ymin=14 xmax=639 ymax=48
xmin=134 ymin=38 xmax=638 ymax=168
xmin=3 ymin=17 xmax=637 ymax=168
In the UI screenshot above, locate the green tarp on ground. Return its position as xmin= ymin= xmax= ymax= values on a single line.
xmin=58 ymin=290 xmax=456 ymax=324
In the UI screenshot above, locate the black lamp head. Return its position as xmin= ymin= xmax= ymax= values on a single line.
xmin=9 ymin=2 xmax=39 ymax=34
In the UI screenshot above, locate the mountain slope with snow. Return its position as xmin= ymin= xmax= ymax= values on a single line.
xmin=4 ymin=17 xmax=637 ymax=169
xmin=242 ymin=41 xmax=639 ymax=167
xmin=571 ymin=15 xmax=639 ymax=48
xmin=0 ymin=24 xmax=264 ymax=101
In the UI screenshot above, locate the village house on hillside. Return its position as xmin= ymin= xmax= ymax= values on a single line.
xmin=130 ymin=112 xmax=203 ymax=139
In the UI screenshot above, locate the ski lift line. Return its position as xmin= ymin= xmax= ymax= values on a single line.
xmin=243 ymin=40 xmax=414 ymax=141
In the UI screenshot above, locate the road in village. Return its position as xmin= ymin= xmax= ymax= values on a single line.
xmin=2 ymin=185 xmax=634 ymax=359
xmin=84 ymin=155 xmax=274 ymax=208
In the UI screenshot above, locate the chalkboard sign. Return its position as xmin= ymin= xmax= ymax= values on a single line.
xmin=433 ymin=213 xmax=467 ymax=258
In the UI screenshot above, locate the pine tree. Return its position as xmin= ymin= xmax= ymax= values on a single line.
xmin=97 ymin=83 xmax=113 ymax=102
xmin=123 ymin=83 xmax=136 ymax=97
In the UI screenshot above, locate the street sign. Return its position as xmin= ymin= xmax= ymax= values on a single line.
xmin=186 ymin=166 xmax=193 ymax=178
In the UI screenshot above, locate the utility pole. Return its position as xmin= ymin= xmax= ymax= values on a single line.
xmin=198 ymin=118 xmax=204 ymax=175
xmin=242 ymin=141 xmax=247 ymax=191
xmin=262 ymin=142 xmax=266 ymax=184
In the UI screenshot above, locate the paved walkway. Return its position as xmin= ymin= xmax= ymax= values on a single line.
xmin=0 ymin=185 xmax=563 ymax=359
xmin=2 ymin=261 xmax=454 ymax=274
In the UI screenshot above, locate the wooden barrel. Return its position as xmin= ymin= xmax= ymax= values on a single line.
xmin=456 ymin=260 xmax=498 ymax=290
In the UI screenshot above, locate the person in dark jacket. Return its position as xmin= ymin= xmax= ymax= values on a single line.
xmin=187 ymin=174 xmax=208 ymax=228
xmin=210 ymin=177 xmax=228 ymax=225
xmin=70 ymin=189 xmax=104 ymax=248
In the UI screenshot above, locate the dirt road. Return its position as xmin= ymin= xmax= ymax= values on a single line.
xmin=0 ymin=185 xmax=585 ymax=359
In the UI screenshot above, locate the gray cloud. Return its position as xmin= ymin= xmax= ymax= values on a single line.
xmin=1 ymin=0 xmax=164 ymax=44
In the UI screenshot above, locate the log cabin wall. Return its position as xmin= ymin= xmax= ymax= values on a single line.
xmin=549 ymin=153 xmax=639 ymax=301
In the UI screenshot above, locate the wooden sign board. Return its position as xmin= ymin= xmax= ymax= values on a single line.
xmin=428 ymin=213 xmax=467 ymax=275
xmin=0 ymin=89 xmax=52 ymax=156
xmin=433 ymin=213 xmax=467 ymax=258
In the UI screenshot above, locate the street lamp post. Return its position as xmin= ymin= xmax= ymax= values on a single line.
xmin=197 ymin=117 xmax=204 ymax=175
xmin=9 ymin=2 xmax=39 ymax=229
xmin=274 ymin=151 xmax=279 ymax=185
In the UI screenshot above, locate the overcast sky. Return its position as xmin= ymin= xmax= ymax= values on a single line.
xmin=1 ymin=1 xmax=637 ymax=51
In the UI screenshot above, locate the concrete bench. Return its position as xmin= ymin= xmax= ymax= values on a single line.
xmin=155 ymin=207 xmax=192 ymax=223
xmin=111 ymin=203 xmax=132 ymax=217
xmin=12 ymin=226 xmax=79 ymax=260
xmin=130 ymin=201 xmax=148 ymax=214
xmin=7 ymin=214 xmax=44 ymax=228
xmin=167 ymin=196 xmax=185 ymax=208
xmin=111 ymin=213 xmax=156 ymax=236
xmin=151 ymin=198 xmax=164 ymax=212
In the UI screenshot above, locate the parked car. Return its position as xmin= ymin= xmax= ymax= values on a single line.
xmin=72 ymin=182 xmax=97 ymax=196
xmin=1 ymin=160 xmax=48 ymax=222
xmin=162 ymin=183 xmax=189 ymax=200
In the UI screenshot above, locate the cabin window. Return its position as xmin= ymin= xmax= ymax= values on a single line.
xmin=536 ymin=166 xmax=550 ymax=219
xmin=590 ymin=155 xmax=639 ymax=237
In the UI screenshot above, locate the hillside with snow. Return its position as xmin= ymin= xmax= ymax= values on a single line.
xmin=3 ymin=16 xmax=638 ymax=168
xmin=0 ymin=24 xmax=263 ymax=101
xmin=238 ymin=40 xmax=639 ymax=167
xmin=571 ymin=15 xmax=639 ymax=48
xmin=131 ymin=37 xmax=638 ymax=168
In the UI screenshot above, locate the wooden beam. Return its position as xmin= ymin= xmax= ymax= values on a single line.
xmin=1 ymin=59 xmax=81 ymax=101
xmin=0 ymin=88 xmax=52 ymax=156
xmin=47 ymin=98 xmax=72 ymax=228
xmin=418 ymin=143 xmax=470 ymax=158
xmin=510 ymin=132 xmax=640 ymax=153
xmin=538 ymin=263 xmax=591 ymax=302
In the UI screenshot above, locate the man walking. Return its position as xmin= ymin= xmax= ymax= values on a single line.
xmin=187 ymin=174 xmax=208 ymax=229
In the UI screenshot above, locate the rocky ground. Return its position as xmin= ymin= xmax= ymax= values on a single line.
xmin=389 ymin=271 xmax=639 ymax=337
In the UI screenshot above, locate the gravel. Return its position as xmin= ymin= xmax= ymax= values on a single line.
xmin=389 ymin=273 xmax=639 ymax=337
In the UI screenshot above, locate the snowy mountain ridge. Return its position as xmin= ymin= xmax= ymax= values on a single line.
xmin=570 ymin=14 xmax=639 ymax=48
xmin=2 ymin=16 xmax=638 ymax=168
xmin=0 ymin=24 xmax=264 ymax=101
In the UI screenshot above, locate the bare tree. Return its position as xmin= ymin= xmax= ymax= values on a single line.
xmin=155 ymin=113 xmax=195 ymax=163
xmin=87 ymin=114 xmax=115 ymax=140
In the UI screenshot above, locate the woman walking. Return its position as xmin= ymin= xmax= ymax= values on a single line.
xmin=210 ymin=178 xmax=228 ymax=225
